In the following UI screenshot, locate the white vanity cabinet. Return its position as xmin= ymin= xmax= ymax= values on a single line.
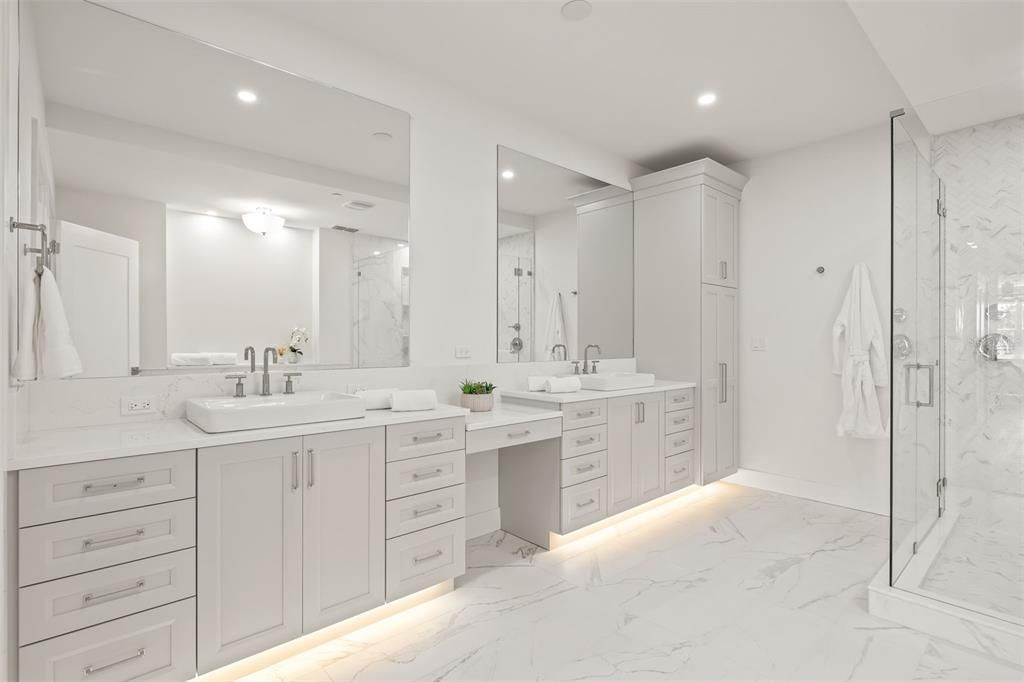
xmin=633 ymin=158 xmax=747 ymax=484
xmin=607 ymin=393 xmax=665 ymax=515
xmin=197 ymin=428 xmax=386 ymax=673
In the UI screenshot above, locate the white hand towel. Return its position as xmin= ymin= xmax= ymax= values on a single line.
xmin=544 ymin=376 xmax=581 ymax=393
xmin=389 ymin=389 xmax=438 ymax=412
xmin=543 ymin=292 xmax=568 ymax=360
xmin=37 ymin=267 xmax=83 ymax=379
xmin=528 ymin=376 xmax=555 ymax=391
xmin=207 ymin=352 xmax=238 ymax=366
xmin=170 ymin=353 xmax=213 ymax=366
xmin=13 ymin=270 xmax=39 ymax=381
xmin=355 ymin=388 xmax=398 ymax=410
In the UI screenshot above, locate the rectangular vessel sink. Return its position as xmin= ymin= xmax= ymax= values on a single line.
xmin=186 ymin=391 xmax=365 ymax=433
xmin=577 ymin=372 xmax=656 ymax=391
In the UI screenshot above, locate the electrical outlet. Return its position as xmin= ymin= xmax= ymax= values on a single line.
xmin=349 ymin=384 xmax=368 ymax=393
xmin=751 ymin=336 xmax=767 ymax=352
xmin=121 ymin=396 xmax=156 ymax=416
xmin=454 ymin=345 xmax=472 ymax=359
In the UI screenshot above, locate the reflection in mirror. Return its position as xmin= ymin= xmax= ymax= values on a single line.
xmin=497 ymin=147 xmax=633 ymax=363
xmin=16 ymin=0 xmax=410 ymax=378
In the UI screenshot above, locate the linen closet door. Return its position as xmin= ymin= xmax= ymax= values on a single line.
xmin=701 ymin=286 xmax=738 ymax=482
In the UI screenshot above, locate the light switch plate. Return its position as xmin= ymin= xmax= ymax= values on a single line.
xmin=454 ymin=345 xmax=472 ymax=359
xmin=751 ymin=336 xmax=767 ymax=352
xmin=121 ymin=396 xmax=157 ymax=415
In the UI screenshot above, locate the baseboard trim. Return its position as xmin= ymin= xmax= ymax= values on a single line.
xmin=726 ymin=468 xmax=887 ymax=515
xmin=465 ymin=507 xmax=501 ymax=539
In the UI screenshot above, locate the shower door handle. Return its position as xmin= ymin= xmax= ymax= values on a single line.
xmin=918 ymin=363 xmax=935 ymax=408
xmin=903 ymin=363 xmax=936 ymax=408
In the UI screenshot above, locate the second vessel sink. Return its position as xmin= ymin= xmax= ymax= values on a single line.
xmin=577 ymin=372 xmax=656 ymax=391
xmin=186 ymin=391 xmax=365 ymax=433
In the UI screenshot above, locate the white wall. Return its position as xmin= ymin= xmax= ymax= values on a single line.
xmin=165 ymin=211 xmax=313 ymax=358
xmin=55 ymin=187 xmax=167 ymax=368
xmin=315 ymin=228 xmax=354 ymax=365
xmin=730 ymin=124 xmax=891 ymax=514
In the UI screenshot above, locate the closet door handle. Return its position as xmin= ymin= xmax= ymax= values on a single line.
xmin=720 ymin=260 xmax=727 ymax=280
xmin=306 ymin=448 xmax=315 ymax=487
xmin=641 ymin=402 xmax=646 ymax=423
xmin=634 ymin=402 xmax=640 ymax=424
xmin=291 ymin=451 xmax=299 ymax=491
xmin=723 ymin=364 xmax=728 ymax=403
xmin=718 ymin=363 xmax=727 ymax=403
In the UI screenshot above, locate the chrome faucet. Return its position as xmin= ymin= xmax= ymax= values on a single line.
xmin=261 ymin=347 xmax=278 ymax=396
xmin=244 ymin=346 xmax=256 ymax=373
xmin=552 ymin=343 xmax=567 ymax=361
xmin=583 ymin=344 xmax=602 ymax=374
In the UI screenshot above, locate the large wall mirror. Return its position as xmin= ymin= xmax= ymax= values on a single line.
xmin=15 ymin=0 xmax=411 ymax=378
xmin=497 ymin=147 xmax=633 ymax=363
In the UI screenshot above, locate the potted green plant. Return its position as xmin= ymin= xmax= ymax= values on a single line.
xmin=459 ymin=379 xmax=496 ymax=412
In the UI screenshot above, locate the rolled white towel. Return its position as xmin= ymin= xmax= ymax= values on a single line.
xmin=170 ymin=353 xmax=213 ymax=366
xmin=390 ymin=389 xmax=438 ymax=412
xmin=207 ymin=352 xmax=238 ymax=366
xmin=355 ymin=388 xmax=398 ymax=410
xmin=528 ymin=376 xmax=555 ymax=391
xmin=545 ymin=376 xmax=581 ymax=393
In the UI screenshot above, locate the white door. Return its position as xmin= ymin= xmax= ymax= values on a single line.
xmin=302 ymin=428 xmax=385 ymax=633
xmin=197 ymin=438 xmax=303 ymax=673
xmin=606 ymin=396 xmax=636 ymax=515
xmin=701 ymin=187 xmax=738 ymax=288
xmin=633 ymin=393 xmax=665 ymax=503
xmin=700 ymin=287 xmax=719 ymax=483
xmin=59 ymin=220 xmax=139 ymax=377
xmin=715 ymin=288 xmax=739 ymax=476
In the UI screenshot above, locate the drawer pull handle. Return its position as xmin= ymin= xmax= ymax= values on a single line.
xmin=575 ymin=436 xmax=596 ymax=446
xmin=413 ymin=549 xmax=444 ymax=564
xmin=673 ymin=467 xmax=688 ymax=475
xmin=83 ymin=579 xmax=146 ymax=606
xmin=674 ymin=417 xmax=687 ymax=425
xmin=412 ymin=468 xmax=444 ymax=481
xmin=576 ymin=498 xmax=596 ymax=509
xmin=82 ymin=476 xmax=145 ymax=494
xmin=673 ymin=396 xmax=688 ymax=403
xmin=412 ymin=432 xmax=445 ymax=443
xmin=507 ymin=430 xmax=531 ymax=438
xmin=83 ymin=647 xmax=146 ymax=676
xmin=674 ymin=440 xmax=686 ymax=448
xmin=82 ymin=528 xmax=145 ymax=551
xmin=575 ymin=463 xmax=597 ymax=473
xmin=412 ymin=503 xmax=444 ymax=517
xmin=574 ymin=410 xmax=596 ymax=418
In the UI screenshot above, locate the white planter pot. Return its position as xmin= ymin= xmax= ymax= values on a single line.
xmin=460 ymin=393 xmax=494 ymax=412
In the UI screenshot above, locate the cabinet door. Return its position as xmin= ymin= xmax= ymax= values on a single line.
xmin=302 ymin=428 xmax=385 ymax=633
xmin=606 ymin=396 xmax=636 ymax=515
xmin=701 ymin=187 xmax=738 ymax=288
xmin=700 ymin=287 xmax=720 ymax=483
xmin=633 ymin=394 xmax=665 ymax=503
xmin=715 ymin=288 xmax=739 ymax=476
xmin=198 ymin=438 xmax=303 ymax=673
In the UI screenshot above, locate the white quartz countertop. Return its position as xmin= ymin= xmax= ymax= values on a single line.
xmin=9 ymin=404 xmax=470 ymax=471
xmin=464 ymin=402 xmax=562 ymax=431
xmin=500 ymin=380 xmax=696 ymax=404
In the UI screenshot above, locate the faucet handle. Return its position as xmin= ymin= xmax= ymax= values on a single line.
xmin=590 ymin=360 xmax=600 ymax=374
xmin=571 ymin=360 xmax=581 ymax=375
xmin=225 ymin=374 xmax=247 ymax=398
xmin=283 ymin=372 xmax=302 ymax=395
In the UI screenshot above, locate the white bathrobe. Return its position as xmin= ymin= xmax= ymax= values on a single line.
xmin=832 ymin=263 xmax=888 ymax=439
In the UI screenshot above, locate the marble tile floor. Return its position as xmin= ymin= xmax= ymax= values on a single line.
xmin=240 ymin=483 xmax=1024 ymax=681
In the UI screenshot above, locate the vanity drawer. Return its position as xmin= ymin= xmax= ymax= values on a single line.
xmin=465 ymin=417 xmax=562 ymax=454
xmin=665 ymin=388 xmax=695 ymax=412
xmin=665 ymin=452 xmax=695 ymax=492
xmin=561 ymin=424 xmax=607 ymax=460
xmin=665 ymin=430 xmax=694 ymax=457
xmin=19 ymin=597 xmax=196 ymax=682
xmin=560 ymin=477 xmax=608 ymax=534
xmin=20 ymin=450 xmax=196 ymax=528
xmin=20 ymin=499 xmax=196 ymax=586
xmin=385 ymin=518 xmax=466 ymax=601
xmin=19 ymin=548 xmax=196 ymax=646
xmin=560 ymin=451 xmax=607 ymax=488
xmin=386 ymin=418 xmax=466 ymax=462
xmin=560 ymin=400 xmax=607 ymax=430
xmin=386 ymin=485 xmax=465 ymax=539
xmin=665 ymin=408 xmax=695 ymax=435
xmin=385 ymin=450 xmax=465 ymax=500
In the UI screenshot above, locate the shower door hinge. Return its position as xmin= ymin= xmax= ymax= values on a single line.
xmin=936 ymin=199 xmax=946 ymax=218
xmin=912 ymin=541 xmax=918 ymax=554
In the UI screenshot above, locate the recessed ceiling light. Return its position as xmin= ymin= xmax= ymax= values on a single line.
xmin=561 ymin=0 xmax=592 ymax=21
xmin=501 ymin=169 xmax=516 ymax=180
xmin=397 ymin=243 xmax=406 ymax=248
xmin=373 ymin=250 xmax=382 ymax=256
xmin=697 ymin=92 xmax=717 ymax=107
xmin=371 ymin=131 xmax=393 ymax=141
xmin=236 ymin=89 xmax=258 ymax=104
xmin=345 ymin=200 xmax=375 ymax=211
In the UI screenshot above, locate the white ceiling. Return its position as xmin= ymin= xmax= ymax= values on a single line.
xmin=267 ymin=0 xmax=910 ymax=169
xmin=849 ymin=1 xmax=1024 ymax=134
xmin=498 ymin=147 xmax=609 ymax=217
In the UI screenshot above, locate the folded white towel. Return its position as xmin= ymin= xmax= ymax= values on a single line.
xmin=13 ymin=269 xmax=39 ymax=381
xmin=355 ymin=388 xmax=397 ymax=410
xmin=390 ymin=389 xmax=438 ymax=412
xmin=170 ymin=353 xmax=213 ymax=366
xmin=545 ymin=376 xmax=581 ymax=393
xmin=528 ymin=376 xmax=555 ymax=391
xmin=207 ymin=352 xmax=238 ymax=366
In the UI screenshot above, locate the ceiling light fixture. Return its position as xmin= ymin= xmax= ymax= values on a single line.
xmin=561 ymin=0 xmax=592 ymax=21
xmin=397 ymin=243 xmax=406 ymax=248
xmin=697 ymin=92 xmax=717 ymax=107
xmin=242 ymin=207 xmax=284 ymax=236
xmin=373 ymin=250 xmax=382 ymax=256
xmin=501 ymin=169 xmax=516 ymax=180
xmin=236 ymin=89 xmax=258 ymax=104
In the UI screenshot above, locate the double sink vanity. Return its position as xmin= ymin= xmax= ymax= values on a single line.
xmin=9 ymin=375 xmax=697 ymax=681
